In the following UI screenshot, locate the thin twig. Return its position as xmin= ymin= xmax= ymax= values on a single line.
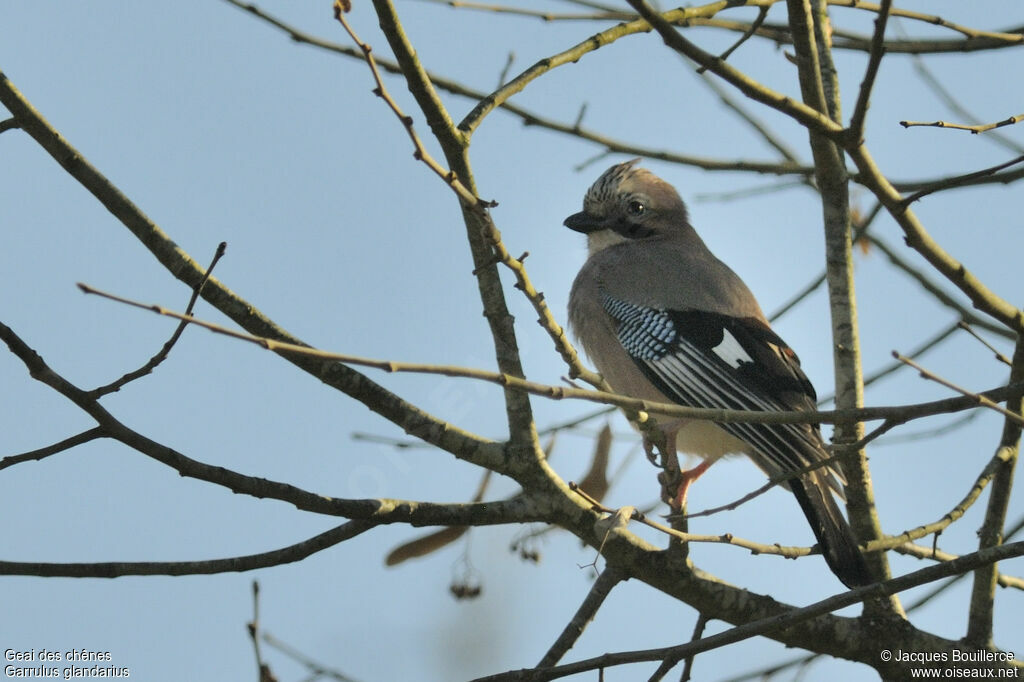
xmin=696 ymin=71 xmax=804 ymax=167
xmin=2 ymin=317 xmax=538 ymax=524
xmin=864 ymin=234 xmax=1013 ymax=340
xmin=825 ymin=2 xmax=1021 ymax=43
xmin=0 ymin=521 xmax=376 ymax=578
xmin=894 ymin=543 xmax=1024 ymax=591
xmin=847 ymin=0 xmax=890 ymax=143
xmin=904 ymin=515 xmax=1024 ymax=613
xmin=903 ymin=45 xmax=1024 ymax=154
xmin=967 ymin=335 xmax=1024 ymax=646
xmin=625 ymin=0 xmax=843 ymax=139
xmin=352 ymin=405 xmax=616 ymax=450
xmin=848 ymin=147 xmax=1024 ymax=334
xmin=537 ymin=566 xmax=626 ymax=668
xmin=872 ymin=410 xmax=979 ymax=446
xmin=769 ymin=201 xmax=883 ymax=325
xmin=676 ymin=614 xmax=709 ymax=682
xmin=483 ymin=240 xmax=605 ymax=389
xmin=248 ymin=581 xmax=277 ymax=682
xmin=331 ymin=1 xmax=493 ymax=208
xmin=819 ymin=320 xmax=962 ymax=404
xmin=693 ymin=179 xmax=808 ymax=202
xmin=716 ymin=653 xmax=822 ymax=682
xmin=893 ymin=352 xmax=1024 ymax=426
xmin=422 ymin=0 xmax=629 ymax=22
xmin=899 ymin=114 xmax=1024 ymax=135
xmin=496 ymin=51 xmax=516 ymax=88
xmin=958 ymin=321 xmax=1013 ymax=367
xmin=695 ymin=6 xmax=1024 ymax=52
xmin=261 ymin=632 xmax=363 ymax=682
xmin=0 ymin=427 xmax=106 ymax=471
xmin=74 ymin=284 xmax=1024 ymax=428
xmin=866 ymin=438 xmax=1018 ymax=554
xmin=696 ymin=6 xmax=769 ymax=74
xmin=900 ymin=154 xmax=1024 ymax=207
xmin=0 ymin=66 xmax=501 ymax=473
xmin=573 ymin=486 xmax=823 ymax=559
xmin=89 ymin=241 xmax=227 ymax=397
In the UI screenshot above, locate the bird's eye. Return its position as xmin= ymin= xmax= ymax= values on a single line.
xmin=626 ymin=200 xmax=646 ymax=216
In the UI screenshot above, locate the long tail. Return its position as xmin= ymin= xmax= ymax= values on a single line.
xmin=790 ymin=475 xmax=873 ymax=588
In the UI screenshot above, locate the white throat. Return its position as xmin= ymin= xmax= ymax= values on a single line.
xmin=586 ymin=229 xmax=628 ymax=257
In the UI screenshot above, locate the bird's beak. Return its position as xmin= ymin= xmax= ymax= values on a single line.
xmin=563 ymin=211 xmax=604 ymax=234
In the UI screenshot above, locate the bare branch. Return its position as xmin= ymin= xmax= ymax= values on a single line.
xmin=261 ymin=631 xmax=363 ymax=682
xmin=889 ymin=163 xmax=1024 ymax=194
xmin=0 ymin=521 xmax=377 ymax=578
xmin=695 ymin=12 xmax=1024 ymax=54
xmin=867 ymin=438 xmax=1020 ymax=554
xmin=221 ymin=0 xmax=815 ymax=178
xmin=893 ymin=544 xmax=1024 ymax=593
xmin=352 ymin=405 xmax=616 ymax=452
xmin=893 ymin=352 xmax=1024 ymax=426
xmin=900 ymin=154 xmax=1024 ymax=206
xmin=0 ymin=68 xmax=499 ymax=469
xmin=247 ymin=581 xmax=277 ymax=682
xmin=831 ymin=1 xmax=1024 ymax=44
xmin=366 ymin=0 xmax=544 ymax=452
xmin=899 ymin=114 xmax=1024 ymax=134
xmin=967 ymin=336 xmax=1024 ymax=646
xmin=421 ymin=0 xmax=630 ymax=22
xmin=696 ymin=6 xmax=770 ymax=74
xmin=1 ymin=427 xmax=106 ymax=471
xmin=695 ymin=70 xmax=807 ymax=170
xmin=902 ymin=517 xmax=1024 ymax=613
xmin=88 ymin=241 xmax=227 ymax=398
xmin=855 ymin=321 xmax=961 ymax=395
xmin=847 ymin=0 xmax=890 ymax=142
xmin=71 ymin=285 xmax=1024 ymax=429
xmin=847 ymin=145 xmax=1024 ymax=332
xmin=473 ymin=541 xmax=1024 ymax=681
xmin=903 ymin=48 xmax=1024 ymax=154
xmin=331 ymin=2 xmax=491 ymax=208
xmin=783 ymin=0 xmax=894 ymax=607
xmin=958 ymin=322 xmax=1014 ymax=367
xmin=482 ymin=239 xmax=606 ymax=390
xmin=676 ymin=614 xmax=710 ymax=682
xmin=3 ymin=313 xmax=538 ymax=522
xmin=625 ymin=0 xmax=844 ymax=138
xmin=864 ymin=235 xmax=1014 ymax=340
xmin=576 ymin=487 xmax=838 ymax=560
xmin=537 ymin=566 xmax=625 ymax=668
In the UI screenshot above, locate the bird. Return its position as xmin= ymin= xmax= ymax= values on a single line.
xmin=564 ymin=159 xmax=872 ymax=588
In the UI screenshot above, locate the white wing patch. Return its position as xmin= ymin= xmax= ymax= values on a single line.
xmin=711 ymin=329 xmax=754 ymax=369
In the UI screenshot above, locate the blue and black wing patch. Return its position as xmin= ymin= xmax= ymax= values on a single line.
xmin=602 ymin=292 xmax=830 ymax=479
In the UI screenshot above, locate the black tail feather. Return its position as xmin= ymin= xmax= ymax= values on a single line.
xmin=790 ymin=476 xmax=873 ymax=589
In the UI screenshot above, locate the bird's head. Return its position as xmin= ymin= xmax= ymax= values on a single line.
xmin=564 ymin=159 xmax=690 ymax=255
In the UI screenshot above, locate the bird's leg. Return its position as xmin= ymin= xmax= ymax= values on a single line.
xmin=665 ymin=458 xmax=713 ymax=511
xmin=645 ymin=423 xmax=711 ymax=513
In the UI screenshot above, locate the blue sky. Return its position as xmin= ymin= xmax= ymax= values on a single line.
xmin=2 ymin=2 xmax=1022 ymax=680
